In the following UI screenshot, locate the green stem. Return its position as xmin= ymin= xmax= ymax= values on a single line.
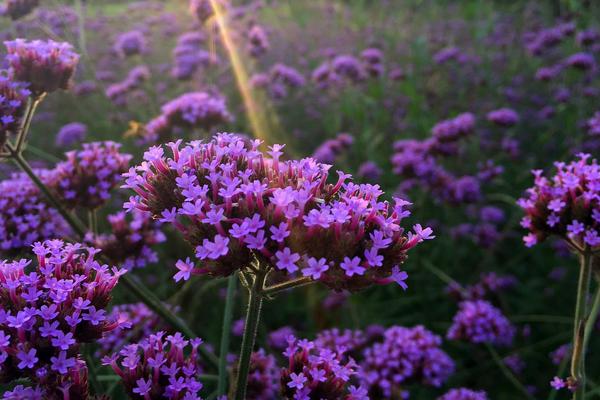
xmin=218 ymin=274 xmax=237 ymax=396
xmin=9 ymin=147 xmax=88 ymax=236
xmin=583 ymin=284 xmax=600 ymax=350
xmin=234 ymin=270 xmax=267 ymax=400
xmin=261 ymin=276 xmax=314 ymax=296
xmin=16 ymin=95 xmax=45 ymax=152
xmin=571 ymin=249 xmax=593 ymax=400
xmin=486 ymin=343 xmax=534 ymax=399
xmin=74 ymin=0 xmax=87 ymax=58
xmin=87 ymin=210 xmax=98 ymax=235
xmin=84 ymin=345 xmax=102 ymax=394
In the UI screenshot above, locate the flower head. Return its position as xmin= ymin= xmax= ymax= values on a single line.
xmin=447 ymin=300 xmax=515 ymax=346
xmin=124 ymin=133 xmax=431 ymax=291
xmin=438 ymin=388 xmax=488 ymax=400
xmin=5 ymin=39 xmax=79 ymax=95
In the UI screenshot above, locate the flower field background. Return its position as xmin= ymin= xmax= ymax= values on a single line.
xmin=0 ymin=0 xmax=599 ymax=399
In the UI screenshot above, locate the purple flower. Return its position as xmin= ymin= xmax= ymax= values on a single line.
xmin=16 ymin=348 xmax=38 ymax=369
xmin=438 ymin=388 xmax=488 ymax=400
xmin=1 ymin=0 xmax=39 ymax=20
xmin=447 ymin=300 xmax=515 ymax=346
xmin=275 ymin=248 xmax=301 ymax=273
xmin=113 ymin=30 xmax=147 ymax=58
xmin=302 ymin=257 xmax=329 ymax=279
xmin=4 ymin=39 xmax=79 ymax=95
xmin=55 ymin=122 xmax=87 ymax=148
xmin=486 ymin=108 xmax=519 ymax=127
xmin=0 ymin=72 xmax=30 ymax=148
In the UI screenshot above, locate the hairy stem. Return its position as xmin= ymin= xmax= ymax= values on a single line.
xmin=234 ymin=269 xmax=267 ymax=400
xmin=571 ymin=248 xmax=593 ymax=400
xmin=262 ymin=276 xmax=315 ymax=296
xmin=218 ymin=274 xmax=237 ymax=395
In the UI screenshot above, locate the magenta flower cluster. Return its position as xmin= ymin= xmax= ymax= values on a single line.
xmin=446 ymin=300 xmax=515 ymax=346
xmin=0 ymin=239 xmax=125 ymax=398
xmin=245 ymin=349 xmax=279 ymax=400
xmin=280 ymin=335 xmax=367 ymax=400
xmin=359 ymin=325 xmax=455 ymax=398
xmin=0 ymin=171 xmax=70 ymax=253
xmin=438 ymin=388 xmax=488 ymax=400
xmin=312 ymin=133 xmax=354 ymax=164
xmin=392 ymin=113 xmax=482 ymax=204
xmin=102 ymin=331 xmax=205 ymax=400
xmin=171 ymin=32 xmax=214 ymax=81
xmin=4 ymin=39 xmax=79 ymax=95
xmin=89 ymin=210 xmax=166 ymax=270
xmin=518 ymin=153 xmax=599 ymax=249
xmin=55 ymin=122 xmax=88 ymax=148
xmin=124 ymin=133 xmax=432 ymax=291
xmin=144 ymin=92 xmax=231 ymax=143
xmin=51 ymin=141 xmax=132 ymax=210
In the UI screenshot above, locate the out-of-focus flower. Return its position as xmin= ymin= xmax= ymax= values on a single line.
xmin=360 ymin=325 xmax=454 ymax=398
xmin=438 ymin=388 xmax=488 ymax=400
xmin=486 ymin=108 xmax=519 ymax=127
xmin=4 ymin=39 xmax=79 ymax=95
xmin=103 ymin=332 xmax=205 ymax=399
xmin=550 ymin=344 xmax=571 ymax=365
xmin=586 ymin=111 xmax=600 ymax=136
xmin=113 ymin=30 xmax=148 ymax=58
xmin=564 ymin=52 xmax=595 ymax=70
xmin=247 ymin=25 xmax=269 ymax=57
xmin=357 ymin=161 xmax=382 ymax=182
xmin=0 ymin=171 xmax=70 ymax=253
xmin=105 ymin=65 xmax=151 ymax=106
xmin=89 ymin=210 xmax=165 ymax=270
xmin=189 ymin=0 xmax=227 ymax=22
xmin=447 ymin=300 xmax=515 ymax=346
xmin=312 ymin=133 xmax=354 ymax=164
xmin=55 ymin=122 xmax=87 ymax=148
xmin=51 ymin=141 xmax=132 ymax=210
xmin=124 ymin=133 xmax=432 ymax=291
xmin=517 ymin=153 xmax=599 ymax=249
xmin=245 ymin=349 xmax=279 ymax=400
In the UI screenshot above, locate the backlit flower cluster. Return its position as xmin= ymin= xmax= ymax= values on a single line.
xmin=446 ymin=300 xmax=515 ymax=346
xmin=312 ymin=55 xmax=367 ymax=87
xmin=517 ymin=153 xmax=599 ymax=249
xmin=4 ymin=39 xmax=79 ymax=95
xmin=251 ymin=64 xmax=305 ymax=99
xmin=124 ymin=133 xmax=433 ymax=291
xmin=0 ymin=239 xmax=125 ymax=398
xmin=1 ymin=0 xmax=39 ymax=20
xmin=144 ymin=92 xmax=231 ymax=143
xmin=189 ymin=0 xmax=227 ymax=23
xmin=0 ymin=72 xmax=30 ymax=149
xmin=55 ymin=122 xmax=87 ymax=148
xmin=247 ymin=25 xmax=269 ymax=58
xmin=0 ymin=171 xmax=70 ymax=254
xmin=280 ymin=335 xmax=366 ymax=400
xmin=359 ymin=325 xmax=454 ymax=398
xmin=103 ymin=331 xmax=205 ymax=399
xmin=51 ymin=141 xmax=132 ymax=210
xmin=90 ymin=210 xmax=165 ymax=270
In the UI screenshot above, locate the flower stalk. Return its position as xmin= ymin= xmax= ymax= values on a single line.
xmin=570 ymin=248 xmax=593 ymax=399
xmin=218 ymin=274 xmax=237 ymax=396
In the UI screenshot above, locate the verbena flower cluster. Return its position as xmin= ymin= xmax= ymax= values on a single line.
xmin=251 ymin=64 xmax=305 ymax=99
xmin=144 ymin=92 xmax=231 ymax=143
xmin=280 ymin=335 xmax=365 ymax=400
xmin=312 ymin=133 xmax=354 ymax=164
xmin=124 ymin=133 xmax=433 ymax=291
xmin=446 ymin=300 xmax=515 ymax=346
xmin=391 ymin=113 xmax=483 ymax=204
xmin=247 ymin=25 xmax=270 ymax=58
xmin=89 ymin=210 xmax=165 ymax=270
xmin=189 ymin=0 xmax=227 ymax=23
xmin=0 ymin=72 xmax=30 ymax=149
xmin=51 ymin=141 xmax=132 ymax=210
xmin=171 ymin=32 xmax=213 ymax=81
xmin=0 ymin=239 xmax=125 ymax=398
xmin=55 ymin=122 xmax=88 ymax=148
xmin=0 ymin=171 xmax=70 ymax=254
xmin=103 ymin=331 xmax=205 ymax=399
xmin=105 ymin=65 xmax=151 ymax=106
xmin=438 ymin=388 xmax=488 ymax=400
xmin=359 ymin=325 xmax=454 ymax=398
xmin=4 ymin=39 xmax=79 ymax=95
xmin=518 ymin=153 xmax=599 ymax=249
xmin=113 ymin=30 xmax=148 ymax=58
